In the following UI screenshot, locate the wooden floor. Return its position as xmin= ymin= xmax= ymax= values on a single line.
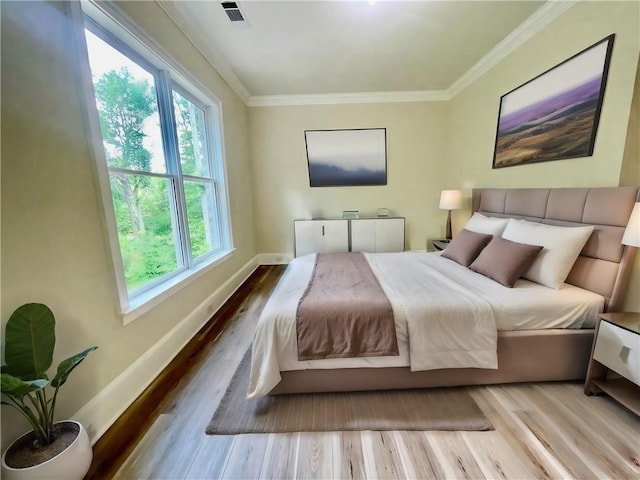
xmin=90 ymin=265 xmax=640 ymax=479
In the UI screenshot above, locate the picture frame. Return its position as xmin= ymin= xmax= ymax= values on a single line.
xmin=492 ymin=34 xmax=615 ymax=169
xmin=304 ymin=128 xmax=387 ymax=187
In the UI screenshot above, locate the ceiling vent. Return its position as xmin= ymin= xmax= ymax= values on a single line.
xmin=221 ymin=2 xmax=248 ymax=26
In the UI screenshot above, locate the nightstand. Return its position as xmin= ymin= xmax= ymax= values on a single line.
xmin=584 ymin=312 xmax=640 ymax=416
xmin=431 ymin=239 xmax=450 ymax=251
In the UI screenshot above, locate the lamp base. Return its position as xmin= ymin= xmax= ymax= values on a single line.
xmin=446 ymin=210 xmax=453 ymax=240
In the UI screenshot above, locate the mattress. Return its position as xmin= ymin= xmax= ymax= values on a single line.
xmin=247 ymin=252 xmax=604 ymax=399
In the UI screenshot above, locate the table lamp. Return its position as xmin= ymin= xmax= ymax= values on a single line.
xmin=622 ymin=202 xmax=640 ymax=247
xmin=439 ymin=190 xmax=462 ymax=241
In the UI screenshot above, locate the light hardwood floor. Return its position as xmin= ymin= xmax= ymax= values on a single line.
xmin=99 ymin=266 xmax=639 ymax=479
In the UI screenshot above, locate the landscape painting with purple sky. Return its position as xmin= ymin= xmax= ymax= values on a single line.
xmin=493 ymin=35 xmax=613 ymax=168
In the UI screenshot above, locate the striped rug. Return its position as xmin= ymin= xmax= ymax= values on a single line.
xmin=206 ymin=351 xmax=493 ymax=434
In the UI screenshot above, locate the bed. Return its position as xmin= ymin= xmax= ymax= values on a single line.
xmin=248 ymin=187 xmax=639 ymax=398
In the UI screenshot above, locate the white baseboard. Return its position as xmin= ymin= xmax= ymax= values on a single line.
xmin=257 ymin=253 xmax=293 ymax=265
xmin=73 ymin=255 xmax=260 ymax=444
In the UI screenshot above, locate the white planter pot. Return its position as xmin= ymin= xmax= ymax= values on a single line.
xmin=1 ymin=420 xmax=92 ymax=480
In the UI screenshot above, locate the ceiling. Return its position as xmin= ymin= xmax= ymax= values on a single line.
xmin=156 ymin=1 xmax=572 ymax=105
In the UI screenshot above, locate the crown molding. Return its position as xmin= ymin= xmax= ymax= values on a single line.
xmin=448 ymin=0 xmax=576 ymax=98
xmin=156 ymin=1 xmax=251 ymax=104
xmin=248 ymin=90 xmax=450 ymax=107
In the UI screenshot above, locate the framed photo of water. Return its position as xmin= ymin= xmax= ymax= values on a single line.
xmin=492 ymin=34 xmax=615 ymax=169
xmin=304 ymin=128 xmax=387 ymax=187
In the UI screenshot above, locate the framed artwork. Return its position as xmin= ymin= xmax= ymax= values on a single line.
xmin=304 ymin=128 xmax=387 ymax=187
xmin=492 ymin=34 xmax=615 ymax=169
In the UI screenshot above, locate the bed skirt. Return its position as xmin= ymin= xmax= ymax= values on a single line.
xmin=268 ymin=328 xmax=594 ymax=394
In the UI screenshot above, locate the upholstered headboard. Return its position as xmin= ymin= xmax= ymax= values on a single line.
xmin=472 ymin=187 xmax=639 ymax=312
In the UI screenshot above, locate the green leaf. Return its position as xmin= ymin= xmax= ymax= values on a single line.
xmin=1 ymin=373 xmax=48 ymax=397
xmin=51 ymin=346 xmax=98 ymax=388
xmin=4 ymin=303 xmax=55 ymax=380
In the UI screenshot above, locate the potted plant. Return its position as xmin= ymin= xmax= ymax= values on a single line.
xmin=1 ymin=303 xmax=97 ymax=479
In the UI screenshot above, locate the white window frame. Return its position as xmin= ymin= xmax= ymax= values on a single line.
xmin=71 ymin=1 xmax=234 ymax=324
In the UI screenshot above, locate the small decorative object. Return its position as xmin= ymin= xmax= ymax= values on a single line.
xmin=492 ymin=34 xmax=615 ymax=168
xmin=439 ymin=190 xmax=463 ymax=240
xmin=305 ymin=128 xmax=387 ymax=187
xmin=1 ymin=303 xmax=97 ymax=480
xmin=377 ymin=208 xmax=390 ymax=217
xmin=342 ymin=210 xmax=360 ymax=219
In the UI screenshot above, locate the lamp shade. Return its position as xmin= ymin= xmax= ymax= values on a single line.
xmin=622 ymin=202 xmax=640 ymax=247
xmin=439 ymin=190 xmax=463 ymax=210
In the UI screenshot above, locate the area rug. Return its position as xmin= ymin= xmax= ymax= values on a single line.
xmin=206 ymin=351 xmax=493 ymax=434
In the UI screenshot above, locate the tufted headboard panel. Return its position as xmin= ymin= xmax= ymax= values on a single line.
xmin=472 ymin=187 xmax=639 ymax=312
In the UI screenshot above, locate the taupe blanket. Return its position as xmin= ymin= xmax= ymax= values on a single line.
xmin=296 ymin=252 xmax=399 ymax=360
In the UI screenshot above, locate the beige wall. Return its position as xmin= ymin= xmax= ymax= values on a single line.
xmin=1 ymin=1 xmax=255 ymax=446
xmin=445 ymin=0 xmax=640 ymax=307
xmin=620 ymin=56 xmax=640 ymax=312
xmin=447 ymin=1 xmax=638 ymax=192
xmin=619 ymin=54 xmax=640 ymax=188
xmin=249 ymin=102 xmax=450 ymax=254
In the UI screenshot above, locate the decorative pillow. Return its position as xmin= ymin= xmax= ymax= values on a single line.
xmin=441 ymin=229 xmax=493 ymax=267
xmin=464 ymin=212 xmax=510 ymax=235
xmin=501 ymin=219 xmax=594 ymax=289
xmin=469 ymin=236 xmax=543 ymax=287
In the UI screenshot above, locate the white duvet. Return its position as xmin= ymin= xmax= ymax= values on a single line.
xmin=247 ymin=252 xmax=603 ymax=399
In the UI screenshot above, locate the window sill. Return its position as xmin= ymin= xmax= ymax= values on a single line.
xmin=121 ymin=248 xmax=235 ymax=326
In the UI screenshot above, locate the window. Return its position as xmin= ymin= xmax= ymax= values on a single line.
xmin=82 ymin=15 xmax=232 ymax=319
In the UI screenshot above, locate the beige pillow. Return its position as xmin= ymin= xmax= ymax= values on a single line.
xmin=469 ymin=236 xmax=543 ymax=287
xmin=441 ymin=229 xmax=493 ymax=267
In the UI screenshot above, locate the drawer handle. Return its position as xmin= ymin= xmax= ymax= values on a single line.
xmin=619 ymin=346 xmax=630 ymax=364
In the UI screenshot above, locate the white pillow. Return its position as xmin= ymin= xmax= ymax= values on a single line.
xmin=464 ymin=212 xmax=510 ymax=235
xmin=501 ymin=219 xmax=594 ymax=289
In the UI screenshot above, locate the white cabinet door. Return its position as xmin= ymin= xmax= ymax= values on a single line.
xmin=350 ymin=218 xmax=405 ymax=253
xmin=294 ymin=221 xmax=324 ymax=257
xmin=294 ymin=220 xmax=349 ymax=257
xmin=324 ymin=220 xmax=349 ymax=253
xmin=375 ymin=218 xmax=405 ymax=252
xmin=350 ymin=219 xmax=377 ymax=252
